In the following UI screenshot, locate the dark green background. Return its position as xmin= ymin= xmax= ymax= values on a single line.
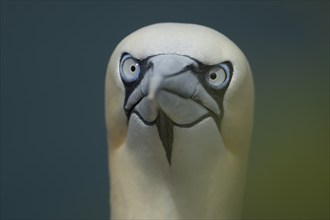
xmin=1 ymin=1 xmax=329 ymax=219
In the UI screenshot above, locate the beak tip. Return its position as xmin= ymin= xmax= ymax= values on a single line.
xmin=147 ymin=93 xmax=155 ymax=100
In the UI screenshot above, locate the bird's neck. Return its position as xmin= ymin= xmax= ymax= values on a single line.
xmin=109 ymin=116 xmax=248 ymax=219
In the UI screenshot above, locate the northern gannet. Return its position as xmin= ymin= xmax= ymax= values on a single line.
xmin=105 ymin=23 xmax=254 ymax=219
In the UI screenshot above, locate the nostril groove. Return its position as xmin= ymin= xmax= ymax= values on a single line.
xmin=141 ymin=80 xmax=146 ymax=95
xmin=191 ymin=84 xmax=199 ymax=99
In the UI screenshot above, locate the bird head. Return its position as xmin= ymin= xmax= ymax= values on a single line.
xmin=105 ymin=23 xmax=254 ymax=164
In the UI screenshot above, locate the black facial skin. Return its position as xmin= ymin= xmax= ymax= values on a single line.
xmin=120 ymin=53 xmax=233 ymax=165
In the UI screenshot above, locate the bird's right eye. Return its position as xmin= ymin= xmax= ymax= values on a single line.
xmin=120 ymin=54 xmax=141 ymax=83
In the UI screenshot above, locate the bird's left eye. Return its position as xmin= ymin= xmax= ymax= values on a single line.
xmin=120 ymin=54 xmax=141 ymax=83
xmin=206 ymin=64 xmax=230 ymax=89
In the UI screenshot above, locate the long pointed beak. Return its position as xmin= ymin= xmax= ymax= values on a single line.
xmin=123 ymin=54 xmax=222 ymax=165
xmin=147 ymin=73 xmax=163 ymax=101
xmin=146 ymin=55 xmax=220 ymax=116
xmin=125 ymin=54 xmax=220 ymax=124
xmin=146 ymin=54 xmax=195 ymax=101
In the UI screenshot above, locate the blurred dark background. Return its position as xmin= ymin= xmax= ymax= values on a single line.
xmin=1 ymin=1 xmax=329 ymax=219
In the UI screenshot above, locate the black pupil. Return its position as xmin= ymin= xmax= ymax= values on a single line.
xmin=210 ymin=72 xmax=217 ymax=80
xmin=130 ymin=65 xmax=136 ymax=72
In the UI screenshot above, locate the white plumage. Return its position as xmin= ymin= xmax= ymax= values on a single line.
xmin=105 ymin=23 xmax=254 ymax=219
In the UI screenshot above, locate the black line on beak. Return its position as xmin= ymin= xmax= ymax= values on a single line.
xmin=156 ymin=111 xmax=174 ymax=165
